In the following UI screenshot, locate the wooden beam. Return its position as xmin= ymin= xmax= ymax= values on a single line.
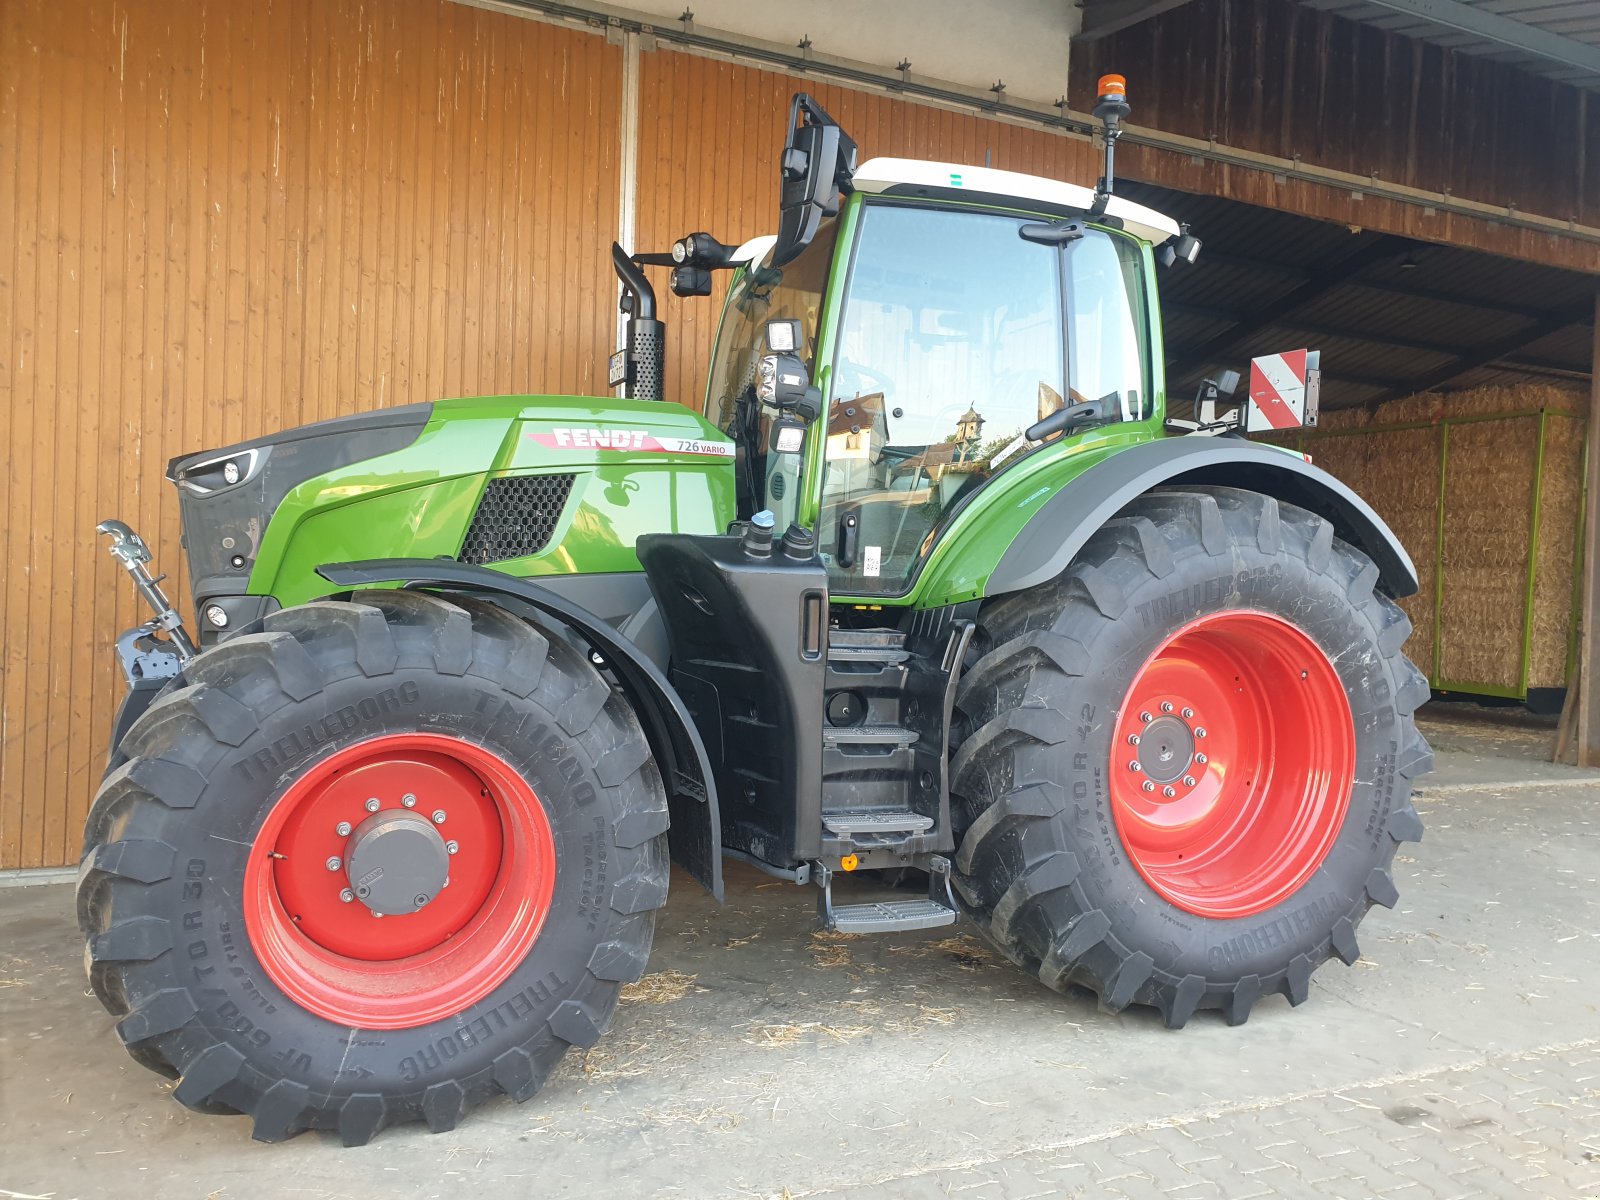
xmin=1578 ymin=287 xmax=1600 ymax=766
xmin=1367 ymin=302 xmax=1594 ymax=407
xmin=1076 ymin=0 xmax=1199 ymax=42
xmin=1167 ymin=235 xmax=1412 ymax=378
xmin=1356 ymin=278 xmax=1567 ymax=323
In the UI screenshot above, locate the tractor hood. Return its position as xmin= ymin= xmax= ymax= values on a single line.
xmin=169 ymin=395 xmax=738 ymax=640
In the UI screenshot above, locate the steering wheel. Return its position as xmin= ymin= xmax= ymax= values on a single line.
xmin=835 ymin=358 xmax=898 ymax=405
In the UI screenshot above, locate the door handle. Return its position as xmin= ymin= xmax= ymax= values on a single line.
xmin=837 ymin=508 xmax=860 ymax=569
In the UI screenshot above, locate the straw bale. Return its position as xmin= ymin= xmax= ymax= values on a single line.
xmin=1262 ymin=382 xmax=1587 ymax=695
xmin=1435 ymin=417 xmax=1538 ymax=689
xmin=1307 ymin=426 xmax=1442 ymax=674
xmin=1529 ymin=415 xmax=1585 ymax=688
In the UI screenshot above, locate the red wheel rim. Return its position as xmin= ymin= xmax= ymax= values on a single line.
xmin=242 ymin=733 xmax=556 ymax=1029
xmin=1109 ymin=610 xmax=1355 ymax=920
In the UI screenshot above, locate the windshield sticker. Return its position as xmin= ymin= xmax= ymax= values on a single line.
xmin=527 ymin=428 xmax=734 ymax=456
xmin=863 ymin=546 xmax=882 ymax=577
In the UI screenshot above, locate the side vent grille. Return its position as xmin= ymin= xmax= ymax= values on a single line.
xmin=459 ymin=474 xmax=576 ymax=565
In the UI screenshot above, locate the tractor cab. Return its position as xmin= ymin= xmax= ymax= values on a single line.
xmin=703 ymin=167 xmax=1171 ymax=600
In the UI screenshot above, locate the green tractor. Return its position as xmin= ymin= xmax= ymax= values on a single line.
xmin=81 ymin=79 xmax=1430 ymax=1145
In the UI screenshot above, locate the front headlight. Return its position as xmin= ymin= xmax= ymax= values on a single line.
xmin=166 ymin=402 xmax=434 ymax=614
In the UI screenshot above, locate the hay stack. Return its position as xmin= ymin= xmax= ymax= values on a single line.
xmin=1266 ymin=382 xmax=1586 ymax=695
xmin=1530 ymin=415 xmax=1584 ymax=688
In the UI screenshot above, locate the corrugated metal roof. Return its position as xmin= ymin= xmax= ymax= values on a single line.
xmin=1298 ymin=0 xmax=1600 ymax=90
xmin=1119 ymin=180 xmax=1596 ymax=411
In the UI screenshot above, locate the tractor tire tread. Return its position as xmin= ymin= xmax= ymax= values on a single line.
xmin=77 ymin=590 xmax=670 ymax=1144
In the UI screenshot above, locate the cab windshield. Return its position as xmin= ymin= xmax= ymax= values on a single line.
xmin=705 ymin=220 xmax=840 ymax=528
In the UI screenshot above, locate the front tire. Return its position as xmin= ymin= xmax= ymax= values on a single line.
xmin=77 ymin=590 xmax=669 ymax=1143
xmin=950 ymin=487 xmax=1431 ymax=1027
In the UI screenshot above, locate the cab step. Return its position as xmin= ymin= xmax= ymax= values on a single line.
xmin=822 ymin=809 xmax=934 ymax=836
xmin=829 ymin=898 xmax=958 ymax=934
xmin=826 ymin=628 xmax=909 ymax=664
xmin=823 ymin=724 xmax=919 ymax=747
xmin=816 ymin=855 xmax=959 ymax=934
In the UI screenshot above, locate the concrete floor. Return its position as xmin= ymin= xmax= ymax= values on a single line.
xmin=2 ymin=706 xmax=1598 ymax=1199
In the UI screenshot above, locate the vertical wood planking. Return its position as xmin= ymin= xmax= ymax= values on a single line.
xmin=0 ymin=0 xmax=623 ymax=868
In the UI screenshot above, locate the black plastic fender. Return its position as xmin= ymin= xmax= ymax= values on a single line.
xmin=318 ymin=558 xmax=723 ymax=900
xmin=987 ymin=437 xmax=1419 ymax=600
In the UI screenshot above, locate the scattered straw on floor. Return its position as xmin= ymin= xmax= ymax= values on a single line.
xmin=808 ymin=929 xmax=858 ymax=969
xmin=908 ymin=934 xmax=995 ymax=969
xmin=743 ymin=1021 xmax=869 ymax=1047
xmin=639 ymin=1101 xmax=743 ymax=1130
xmin=618 ymin=969 xmax=696 ymax=1005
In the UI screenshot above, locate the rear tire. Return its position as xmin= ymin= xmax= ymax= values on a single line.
xmin=77 ymin=590 xmax=669 ymax=1143
xmin=950 ymin=487 xmax=1431 ymax=1027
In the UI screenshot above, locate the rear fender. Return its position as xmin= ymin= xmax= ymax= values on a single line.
xmin=318 ymin=558 xmax=723 ymax=900
xmin=986 ymin=437 xmax=1418 ymax=600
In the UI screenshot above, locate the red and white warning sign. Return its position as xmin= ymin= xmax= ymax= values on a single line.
xmin=1246 ymin=349 xmax=1321 ymax=433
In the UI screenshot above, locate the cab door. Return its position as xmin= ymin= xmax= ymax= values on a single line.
xmin=817 ymin=202 xmax=1151 ymax=599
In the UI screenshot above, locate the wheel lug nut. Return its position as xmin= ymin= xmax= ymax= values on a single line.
xmin=1128 ymin=760 xmax=1142 ymax=773
xmin=402 ymin=793 xmax=417 ymax=808
xmin=1127 ymin=733 xmax=1140 ymax=746
xmin=445 ymin=840 xmax=459 ymax=855
xmin=1183 ymin=775 xmax=1196 ymax=787
xmin=340 ymin=888 xmax=355 ymax=903
xmin=1194 ymin=728 xmax=1207 ymax=739
xmin=1142 ymin=780 xmax=1155 ymax=793
xmin=1195 ymin=753 xmax=1208 ymax=765
xmin=1181 ymin=707 xmax=1194 ymax=719
xmin=372 ymin=911 xmax=384 ymax=918
xmin=335 ymin=821 xmax=352 ymax=837
xmin=1162 ymin=786 xmax=1176 ymax=798
xmin=365 ymin=797 xmax=381 ymax=813
xmin=325 ymin=856 xmax=342 ymax=872
xmin=1140 ymin=711 xmax=1153 ymax=723
xmin=432 ymin=810 xmax=447 ymax=824
xmin=1161 ymin=701 xmax=1174 ymax=713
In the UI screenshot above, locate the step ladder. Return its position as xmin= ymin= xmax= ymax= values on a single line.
xmin=815 ymin=855 xmax=959 ymax=934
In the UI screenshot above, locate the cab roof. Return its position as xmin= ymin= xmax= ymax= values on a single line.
xmin=850 ymin=156 xmax=1182 ymax=246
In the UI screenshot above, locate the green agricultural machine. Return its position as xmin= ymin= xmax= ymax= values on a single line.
xmin=81 ymin=78 xmax=1431 ymax=1145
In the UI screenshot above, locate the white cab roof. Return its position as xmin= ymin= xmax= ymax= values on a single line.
xmin=731 ymin=234 xmax=778 ymax=264
xmin=851 ymin=157 xmax=1181 ymax=245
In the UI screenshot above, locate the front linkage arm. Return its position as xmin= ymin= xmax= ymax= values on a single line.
xmin=98 ymin=518 xmax=198 ymax=683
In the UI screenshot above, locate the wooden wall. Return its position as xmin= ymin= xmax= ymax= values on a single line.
xmin=2 ymin=0 xmax=1595 ymax=868
xmin=634 ymin=51 xmax=1101 ymax=409
xmin=0 ymin=0 xmax=623 ymax=869
xmin=1074 ymin=0 xmax=1600 ymax=273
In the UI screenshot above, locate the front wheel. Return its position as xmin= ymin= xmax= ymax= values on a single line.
xmin=77 ymin=591 xmax=669 ymax=1143
xmin=950 ymin=487 xmax=1431 ymax=1027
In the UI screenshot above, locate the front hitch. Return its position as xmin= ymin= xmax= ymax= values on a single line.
xmin=98 ymin=518 xmax=198 ymax=683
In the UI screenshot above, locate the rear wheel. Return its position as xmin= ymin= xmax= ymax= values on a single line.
xmin=77 ymin=591 xmax=669 ymax=1143
xmin=950 ymin=487 xmax=1430 ymax=1027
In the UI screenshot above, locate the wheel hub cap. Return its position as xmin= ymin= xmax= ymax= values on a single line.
xmin=346 ymin=810 xmax=450 ymax=915
xmin=1136 ymin=715 xmax=1194 ymax=784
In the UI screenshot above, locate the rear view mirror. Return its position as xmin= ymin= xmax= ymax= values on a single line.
xmin=772 ymin=95 xmax=858 ymax=267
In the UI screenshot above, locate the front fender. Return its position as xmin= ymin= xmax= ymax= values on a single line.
xmin=317 ymin=558 xmax=723 ymax=900
xmin=987 ymin=437 xmax=1419 ymax=600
